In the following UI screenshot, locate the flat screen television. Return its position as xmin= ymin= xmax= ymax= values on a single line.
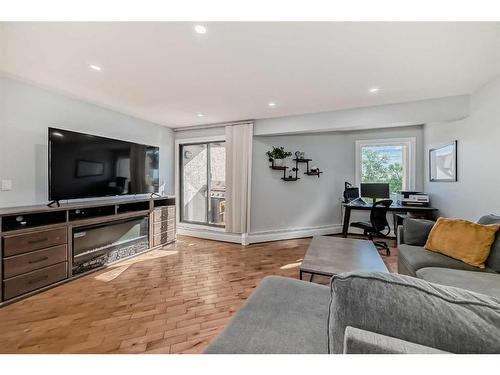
xmin=48 ymin=128 xmax=159 ymax=201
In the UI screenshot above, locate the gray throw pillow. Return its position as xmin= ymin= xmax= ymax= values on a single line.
xmin=477 ymin=214 xmax=500 ymax=272
xmin=328 ymin=272 xmax=500 ymax=354
xmin=403 ymin=218 xmax=435 ymax=246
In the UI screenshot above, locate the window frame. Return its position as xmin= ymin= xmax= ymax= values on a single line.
xmin=355 ymin=137 xmax=416 ymax=192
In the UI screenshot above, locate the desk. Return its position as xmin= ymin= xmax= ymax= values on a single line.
xmin=341 ymin=202 xmax=438 ymax=237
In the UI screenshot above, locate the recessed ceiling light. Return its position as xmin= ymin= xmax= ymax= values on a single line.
xmin=194 ymin=25 xmax=207 ymax=34
xmin=197 ymin=113 xmax=204 ymax=117
xmin=89 ymin=64 xmax=102 ymax=71
xmin=369 ymin=87 xmax=380 ymax=93
xmin=268 ymin=102 xmax=276 ymax=107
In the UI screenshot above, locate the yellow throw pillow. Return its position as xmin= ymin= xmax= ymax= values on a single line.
xmin=425 ymin=217 xmax=500 ymax=269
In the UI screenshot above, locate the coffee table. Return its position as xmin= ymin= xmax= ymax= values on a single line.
xmin=299 ymin=236 xmax=389 ymax=281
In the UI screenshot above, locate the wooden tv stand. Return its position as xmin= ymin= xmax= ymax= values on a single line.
xmin=0 ymin=196 xmax=176 ymax=306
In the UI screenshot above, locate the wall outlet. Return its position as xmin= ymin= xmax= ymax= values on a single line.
xmin=1 ymin=180 xmax=12 ymax=191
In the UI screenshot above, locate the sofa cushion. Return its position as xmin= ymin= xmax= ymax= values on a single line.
xmin=328 ymin=272 xmax=500 ymax=354
xmin=343 ymin=326 xmax=447 ymax=354
xmin=478 ymin=214 xmax=500 ymax=272
xmin=403 ymin=218 xmax=435 ymax=246
xmin=424 ymin=217 xmax=500 ymax=269
xmin=398 ymin=244 xmax=494 ymax=274
xmin=204 ymin=276 xmax=330 ymax=354
xmin=416 ymin=267 xmax=500 ymax=299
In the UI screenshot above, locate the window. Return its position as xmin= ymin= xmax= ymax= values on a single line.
xmin=355 ymin=138 xmax=416 ymax=194
xmin=180 ymin=141 xmax=226 ymax=227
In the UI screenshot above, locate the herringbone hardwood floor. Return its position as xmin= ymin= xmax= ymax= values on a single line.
xmin=0 ymin=235 xmax=397 ymax=354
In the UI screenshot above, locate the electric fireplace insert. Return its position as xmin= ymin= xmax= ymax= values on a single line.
xmin=72 ymin=216 xmax=149 ymax=275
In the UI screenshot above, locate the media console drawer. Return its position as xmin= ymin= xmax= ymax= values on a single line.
xmin=3 ymin=245 xmax=68 ymax=279
xmin=153 ymin=207 xmax=175 ymax=223
xmin=153 ymin=218 xmax=175 ymax=234
xmin=153 ymin=231 xmax=175 ymax=247
xmin=3 ymin=262 xmax=67 ymax=300
xmin=3 ymin=227 xmax=67 ymax=257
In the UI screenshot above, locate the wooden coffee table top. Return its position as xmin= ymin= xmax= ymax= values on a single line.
xmin=300 ymin=236 xmax=388 ymax=277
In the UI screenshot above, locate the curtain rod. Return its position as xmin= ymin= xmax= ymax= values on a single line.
xmin=173 ymin=120 xmax=254 ymax=132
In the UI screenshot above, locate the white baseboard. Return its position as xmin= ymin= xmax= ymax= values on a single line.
xmin=178 ymin=224 xmax=343 ymax=245
xmin=177 ymin=227 xmax=243 ymax=244
xmin=247 ymin=224 xmax=343 ymax=244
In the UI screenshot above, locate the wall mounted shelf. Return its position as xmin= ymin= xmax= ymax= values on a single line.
xmin=294 ymin=157 xmax=323 ymax=179
xmin=269 ymin=165 xmax=288 ymax=171
xmin=269 ymin=153 xmax=323 ymax=182
xmin=305 ymin=171 xmax=323 ymax=177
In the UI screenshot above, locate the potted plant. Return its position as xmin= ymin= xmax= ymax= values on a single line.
xmin=266 ymin=146 xmax=292 ymax=167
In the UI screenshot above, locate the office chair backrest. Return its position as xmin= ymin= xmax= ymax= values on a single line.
xmin=370 ymin=199 xmax=393 ymax=233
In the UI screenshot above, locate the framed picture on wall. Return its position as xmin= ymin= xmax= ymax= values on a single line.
xmin=429 ymin=141 xmax=457 ymax=182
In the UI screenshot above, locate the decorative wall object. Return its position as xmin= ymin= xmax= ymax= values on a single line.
xmin=268 ymin=148 xmax=323 ymax=182
xmin=429 ymin=140 xmax=457 ymax=182
xmin=266 ymin=146 xmax=292 ymax=168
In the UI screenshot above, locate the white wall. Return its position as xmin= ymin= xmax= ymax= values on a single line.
xmin=0 ymin=77 xmax=175 ymax=207
xmin=424 ymin=76 xmax=500 ymax=221
xmin=254 ymin=95 xmax=469 ymax=136
xmin=174 ymin=126 xmax=225 ymax=140
xmin=250 ymin=125 xmax=424 ymax=233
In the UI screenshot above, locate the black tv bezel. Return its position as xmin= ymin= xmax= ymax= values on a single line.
xmin=48 ymin=127 xmax=160 ymax=201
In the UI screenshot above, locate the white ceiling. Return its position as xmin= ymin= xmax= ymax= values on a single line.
xmin=1 ymin=22 xmax=499 ymax=128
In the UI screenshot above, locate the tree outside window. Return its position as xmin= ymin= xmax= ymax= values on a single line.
xmin=356 ymin=138 xmax=415 ymax=195
xmin=361 ymin=145 xmax=404 ymax=193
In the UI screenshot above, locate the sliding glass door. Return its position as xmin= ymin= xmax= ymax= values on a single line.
xmin=180 ymin=141 xmax=225 ymax=227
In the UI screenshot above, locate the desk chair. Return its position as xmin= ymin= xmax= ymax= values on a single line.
xmin=350 ymin=199 xmax=393 ymax=256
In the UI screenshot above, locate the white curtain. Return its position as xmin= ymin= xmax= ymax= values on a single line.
xmin=225 ymin=122 xmax=253 ymax=234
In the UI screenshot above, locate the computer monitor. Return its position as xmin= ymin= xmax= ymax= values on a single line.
xmin=360 ymin=183 xmax=390 ymax=203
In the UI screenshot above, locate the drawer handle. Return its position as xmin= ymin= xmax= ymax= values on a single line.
xmin=28 ymin=256 xmax=49 ymax=264
xmin=27 ymin=237 xmax=48 ymax=244
xmin=28 ymin=275 xmax=49 ymax=284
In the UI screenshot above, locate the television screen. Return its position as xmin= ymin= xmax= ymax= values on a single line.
xmin=48 ymin=128 xmax=159 ymax=200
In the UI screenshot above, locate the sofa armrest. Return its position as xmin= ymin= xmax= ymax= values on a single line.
xmin=397 ymin=225 xmax=405 ymax=246
xmin=343 ymin=326 xmax=448 ymax=354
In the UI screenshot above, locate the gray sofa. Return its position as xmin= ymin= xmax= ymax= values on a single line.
xmin=398 ymin=214 xmax=500 ymax=299
xmin=205 ymin=272 xmax=500 ymax=354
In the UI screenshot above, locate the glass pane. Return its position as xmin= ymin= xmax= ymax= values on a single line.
xmin=361 ymin=145 xmax=404 ymax=194
xmin=209 ymin=142 xmax=226 ymax=225
xmin=182 ymin=144 xmax=208 ymax=223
